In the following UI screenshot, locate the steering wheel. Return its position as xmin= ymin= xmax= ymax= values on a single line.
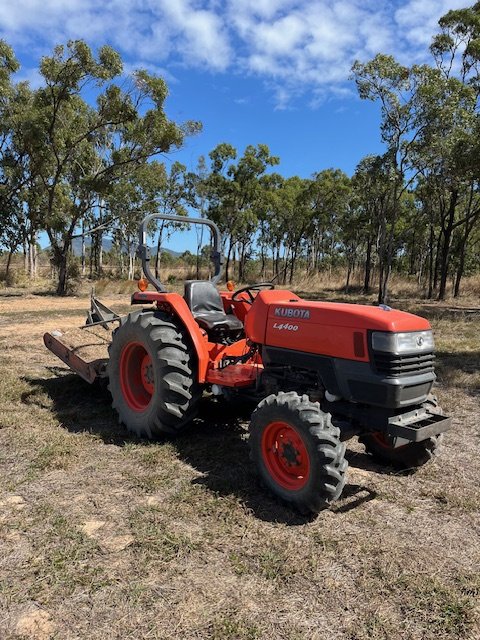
xmin=231 ymin=282 xmax=275 ymax=305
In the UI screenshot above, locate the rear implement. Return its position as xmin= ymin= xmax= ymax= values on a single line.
xmin=43 ymin=331 xmax=108 ymax=384
xmin=43 ymin=293 xmax=120 ymax=383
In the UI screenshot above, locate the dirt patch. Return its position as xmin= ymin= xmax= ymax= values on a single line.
xmin=15 ymin=609 xmax=55 ymax=640
xmin=0 ymin=292 xmax=128 ymax=314
xmin=81 ymin=520 xmax=106 ymax=537
xmin=100 ymin=534 xmax=135 ymax=553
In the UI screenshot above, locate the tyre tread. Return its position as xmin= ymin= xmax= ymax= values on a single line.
xmin=249 ymin=391 xmax=348 ymax=513
xmin=107 ymin=311 xmax=201 ymax=438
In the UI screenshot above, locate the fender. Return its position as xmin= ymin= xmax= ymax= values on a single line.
xmin=131 ymin=291 xmax=210 ymax=382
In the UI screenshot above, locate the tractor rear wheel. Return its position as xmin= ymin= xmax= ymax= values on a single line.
xmin=107 ymin=311 xmax=201 ymax=438
xmin=249 ymin=392 xmax=347 ymax=513
xmin=359 ymin=396 xmax=443 ymax=469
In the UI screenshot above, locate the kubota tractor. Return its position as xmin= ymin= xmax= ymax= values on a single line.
xmin=44 ymin=214 xmax=451 ymax=513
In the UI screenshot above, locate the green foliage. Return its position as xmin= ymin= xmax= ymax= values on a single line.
xmin=0 ymin=39 xmax=200 ymax=294
xmin=352 ymin=7 xmax=480 ymax=301
xmin=201 ymin=143 xmax=279 ymax=280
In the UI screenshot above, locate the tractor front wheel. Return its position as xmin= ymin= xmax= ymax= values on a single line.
xmin=249 ymin=392 xmax=347 ymax=513
xmin=107 ymin=311 xmax=200 ymax=438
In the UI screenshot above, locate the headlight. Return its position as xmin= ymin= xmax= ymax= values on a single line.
xmin=371 ymin=330 xmax=434 ymax=354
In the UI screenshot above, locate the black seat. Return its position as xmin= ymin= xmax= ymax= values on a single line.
xmin=184 ymin=281 xmax=243 ymax=334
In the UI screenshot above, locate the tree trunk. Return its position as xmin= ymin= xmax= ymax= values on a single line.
xmin=28 ymin=242 xmax=36 ymax=279
xmin=232 ymin=244 xmax=237 ymax=281
xmin=155 ymin=222 xmax=166 ymax=279
xmin=5 ymin=249 xmax=13 ymax=278
xmin=408 ymin=230 xmax=416 ymax=275
xmin=282 ymin=247 xmax=290 ymax=285
xmin=81 ymin=218 xmax=86 ymax=276
xmin=53 ymin=246 xmax=70 ymax=296
xmin=119 ymin=240 xmax=125 ymax=277
xmin=363 ymin=236 xmax=372 ymax=294
xmin=274 ymin=246 xmax=280 ymax=281
xmin=289 ymin=248 xmax=297 ymax=284
xmin=433 ymin=228 xmax=443 ymax=291
xmin=427 ymin=223 xmax=435 ymax=299
xmin=438 ymin=189 xmax=458 ymax=301
xmin=379 ymin=175 xmax=401 ymax=305
xmin=377 ymin=208 xmax=387 ymax=304
xmin=238 ymin=242 xmax=246 ymax=282
xmin=128 ymin=250 xmax=135 ymax=281
xmin=453 ymin=210 xmax=478 ymax=298
xmin=57 ymin=257 xmax=67 ymax=295
xmin=345 ymin=263 xmax=352 ymax=293
xmin=225 ymin=239 xmax=233 ymax=283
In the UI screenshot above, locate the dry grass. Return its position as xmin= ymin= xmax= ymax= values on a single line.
xmin=0 ymin=286 xmax=479 ymax=640
xmin=2 ymin=260 xmax=480 ymax=300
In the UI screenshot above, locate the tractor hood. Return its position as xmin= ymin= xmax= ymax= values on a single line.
xmin=245 ymin=290 xmax=431 ymax=362
xmin=268 ymin=299 xmax=431 ymax=332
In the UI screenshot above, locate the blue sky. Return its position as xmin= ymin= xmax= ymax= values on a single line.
xmin=0 ymin=0 xmax=468 ymax=251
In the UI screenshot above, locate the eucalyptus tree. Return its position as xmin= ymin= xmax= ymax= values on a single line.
xmin=201 ymin=142 xmax=236 ymax=279
xmin=105 ymin=161 xmax=188 ymax=280
xmin=273 ymin=175 xmax=310 ymax=284
xmin=204 ymin=143 xmax=279 ymax=281
xmin=256 ymin=172 xmax=284 ymax=280
xmin=424 ymin=2 xmax=480 ymax=298
xmin=152 ymin=161 xmax=190 ymax=278
xmin=188 ymin=156 xmax=210 ymax=277
xmin=305 ymin=169 xmax=351 ymax=275
xmin=351 ymin=156 xmax=390 ymax=293
xmin=0 ymin=40 xmax=20 ymax=208
xmin=352 ymin=55 xmax=424 ymax=303
xmin=0 ymin=41 xmax=29 ymax=275
xmin=15 ymin=40 xmax=200 ymax=294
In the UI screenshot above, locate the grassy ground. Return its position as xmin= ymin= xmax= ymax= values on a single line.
xmin=0 ymin=286 xmax=479 ymax=640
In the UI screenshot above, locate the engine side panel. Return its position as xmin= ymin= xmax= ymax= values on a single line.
xmin=245 ymin=289 xmax=301 ymax=344
xmin=263 ymin=345 xmax=435 ymax=409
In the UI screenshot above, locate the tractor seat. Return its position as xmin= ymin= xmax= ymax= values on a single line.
xmin=184 ymin=280 xmax=243 ymax=334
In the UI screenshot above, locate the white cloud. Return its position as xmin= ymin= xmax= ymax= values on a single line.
xmin=0 ymin=0 xmax=469 ymax=106
xmin=154 ymin=0 xmax=231 ymax=70
xmin=226 ymin=0 xmax=398 ymax=101
xmin=395 ymin=0 xmax=467 ymax=47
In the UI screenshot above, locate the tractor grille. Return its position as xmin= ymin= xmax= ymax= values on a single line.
xmin=373 ymin=351 xmax=435 ymax=377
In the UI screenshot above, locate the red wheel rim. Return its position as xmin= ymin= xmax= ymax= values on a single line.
xmin=119 ymin=341 xmax=154 ymax=411
xmin=371 ymin=432 xmax=407 ymax=450
xmin=261 ymin=421 xmax=310 ymax=490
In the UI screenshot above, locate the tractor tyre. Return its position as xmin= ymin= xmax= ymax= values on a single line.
xmin=107 ymin=311 xmax=201 ymax=438
xmin=249 ymin=391 xmax=348 ymax=513
xmin=359 ymin=396 xmax=444 ymax=469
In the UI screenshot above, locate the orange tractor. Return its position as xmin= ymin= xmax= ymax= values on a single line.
xmin=44 ymin=214 xmax=451 ymax=513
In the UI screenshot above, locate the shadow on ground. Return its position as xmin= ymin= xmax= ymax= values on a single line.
xmin=24 ymin=371 xmax=382 ymax=524
xmin=436 ymin=350 xmax=480 ymax=376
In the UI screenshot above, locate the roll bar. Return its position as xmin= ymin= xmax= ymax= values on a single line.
xmin=137 ymin=213 xmax=223 ymax=292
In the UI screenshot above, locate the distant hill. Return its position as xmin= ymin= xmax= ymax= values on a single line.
xmin=59 ymin=237 xmax=181 ymax=258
